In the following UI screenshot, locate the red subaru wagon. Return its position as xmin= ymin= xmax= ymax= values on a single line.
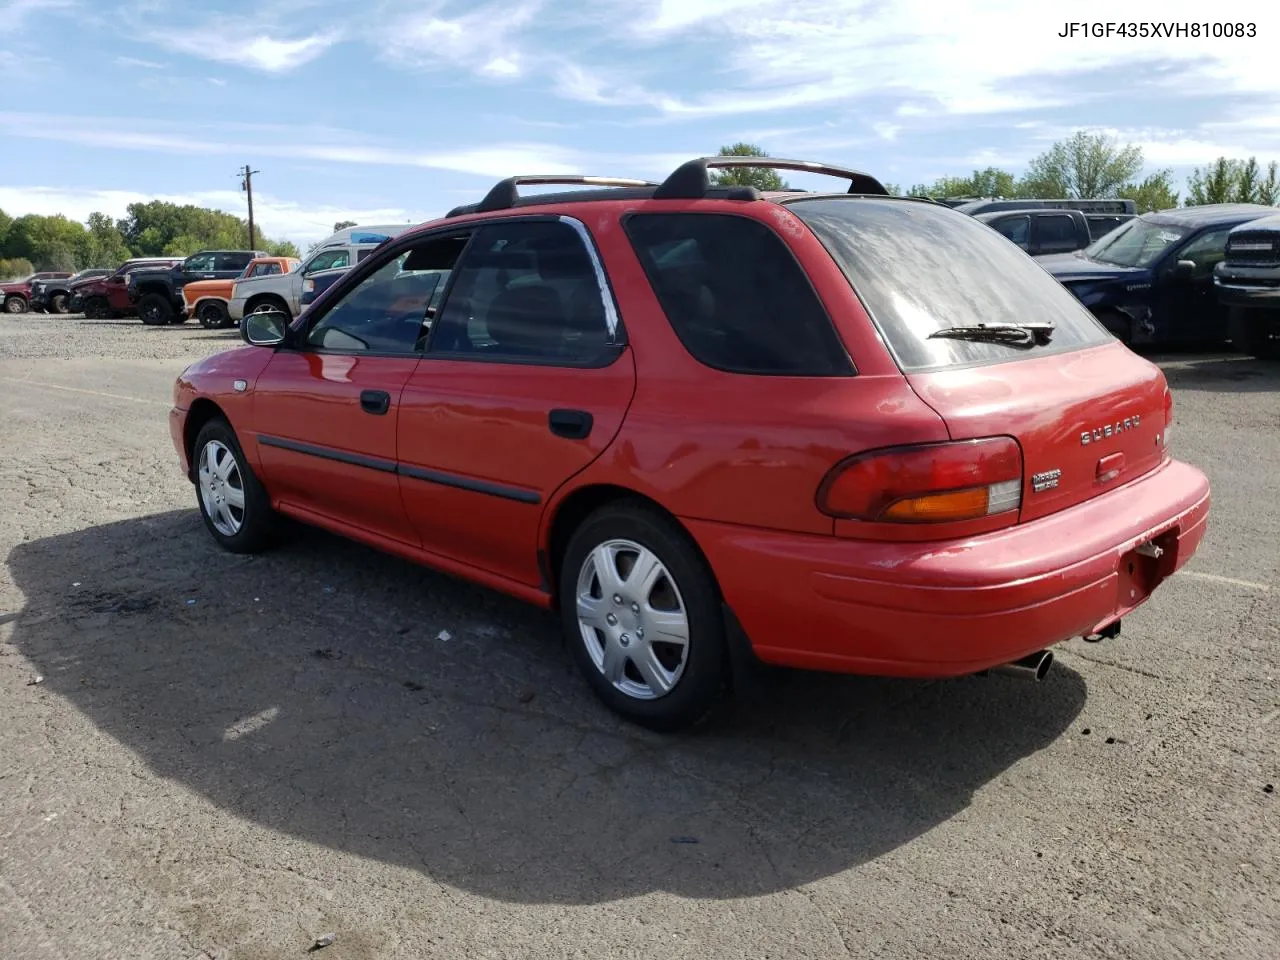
xmin=170 ymin=158 xmax=1210 ymax=731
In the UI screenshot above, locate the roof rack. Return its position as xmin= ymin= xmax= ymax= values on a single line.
xmin=653 ymin=157 xmax=889 ymax=200
xmin=473 ymin=175 xmax=658 ymax=214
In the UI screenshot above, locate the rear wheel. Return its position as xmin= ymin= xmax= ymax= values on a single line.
xmin=198 ymin=301 xmax=231 ymax=329
xmin=559 ymin=502 xmax=727 ymax=731
xmin=192 ymin=418 xmax=278 ymax=553
xmin=4 ymin=295 xmax=27 ymax=314
xmin=137 ymin=293 xmax=174 ymax=325
xmin=1228 ymin=306 xmax=1280 ymax=360
xmin=49 ymin=293 xmax=70 ymax=314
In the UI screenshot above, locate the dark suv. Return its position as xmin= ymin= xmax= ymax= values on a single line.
xmin=129 ymin=250 xmax=267 ymax=325
xmin=1039 ymin=203 xmax=1275 ymax=346
xmin=1214 ymin=215 xmax=1280 ymax=359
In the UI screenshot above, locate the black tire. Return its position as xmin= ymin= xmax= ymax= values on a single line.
xmin=559 ymin=501 xmax=727 ymax=732
xmin=198 ymin=301 xmax=230 ymax=329
xmin=82 ymin=297 xmax=108 ymax=319
xmin=4 ymin=295 xmax=27 ymax=314
xmin=192 ymin=417 xmax=278 ymax=554
xmin=137 ymin=293 xmax=174 ymax=326
xmin=49 ymin=293 xmax=70 ymax=314
xmin=1228 ymin=306 xmax=1280 ymax=360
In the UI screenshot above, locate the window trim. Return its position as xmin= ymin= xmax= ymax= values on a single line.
xmin=420 ymin=213 xmax=629 ymax=370
xmin=993 ymin=214 xmax=1031 ymax=247
xmin=619 ymin=209 xmax=856 ymax=378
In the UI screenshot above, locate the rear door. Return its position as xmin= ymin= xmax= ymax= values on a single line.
xmin=789 ymin=197 xmax=1169 ymax=524
xmin=398 ymin=217 xmax=636 ymax=588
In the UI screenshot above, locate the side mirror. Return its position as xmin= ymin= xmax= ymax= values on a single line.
xmin=1173 ymin=259 xmax=1196 ymax=278
xmin=241 ymin=307 xmax=290 ymax=346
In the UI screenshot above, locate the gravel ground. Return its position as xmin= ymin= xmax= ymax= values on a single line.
xmin=1 ymin=313 xmax=1277 ymax=960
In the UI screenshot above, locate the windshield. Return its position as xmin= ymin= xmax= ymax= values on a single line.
xmin=789 ymin=197 xmax=1114 ymax=373
xmin=1083 ymin=217 xmax=1189 ymax=267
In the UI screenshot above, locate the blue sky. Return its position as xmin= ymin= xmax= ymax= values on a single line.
xmin=2 ymin=0 xmax=1278 ymax=248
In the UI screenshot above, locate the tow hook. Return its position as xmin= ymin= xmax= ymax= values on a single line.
xmin=1084 ymin=620 xmax=1122 ymax=643
xmin=1135 ymin=541 xmax=1164 ymax=559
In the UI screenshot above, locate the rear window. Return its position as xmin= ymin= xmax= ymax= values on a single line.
xmin=623 ymin=213 xmax=854 ymax=376
xmin=788 ymin=198 xmax=1114 ymax=373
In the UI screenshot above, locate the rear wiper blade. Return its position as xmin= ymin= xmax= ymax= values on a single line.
xmin=927 ymin=322 xmax=1055 ymax=347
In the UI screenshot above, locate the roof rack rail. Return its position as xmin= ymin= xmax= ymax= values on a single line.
xmin=654 ymin=157 xmax=888 ymax=200
xmin=472 ymin=175 xmax=658 ymax=214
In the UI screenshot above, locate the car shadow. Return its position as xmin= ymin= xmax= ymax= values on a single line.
xmin=1154 ymin=353 xmax=1280 ymax=393
xmin=8 ymin=510 xmax=1086 ymax=905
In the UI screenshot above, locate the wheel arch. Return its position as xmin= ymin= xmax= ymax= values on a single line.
xmin=244 ymin=291 xmax=291 ymax=316
xmin=183 ymin=398 xmax=229 ymax=481
xmin=542 ymin=484 xmax=715 ymax=609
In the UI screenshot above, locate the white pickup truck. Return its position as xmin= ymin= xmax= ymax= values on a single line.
xmin=227 ymin=224 xmax=413 ymax=322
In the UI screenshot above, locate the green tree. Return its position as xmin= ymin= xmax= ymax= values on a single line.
xmin=4 ymin=214 xmax=90 ymax=271
xmin=710 ymin=143 xmax=791 ymax=191
xmin=1186 ymin=158 xmax=1242 ymax=205
xmin=264 ymin=239 xmax=300 ymax=257
xmin=0 ymin=257 xmax=35 ymax=280
xmin=1235 ymin=157 xmax=1261 ymax=203
xmin=1117 ymin=170 xmax=1180 ymax=213
xmin=116 ymin=200 xmax=293 ymax=256
xmin=83 ymin=212 xmax=132 ymax=268
xmin=904 ymin=167 xmax=1018 ymax=199
xmin=1018 ymin=130 xmax=1143 ymax=199
xmin=1260 ymin=162 xmax=1280 ymax=206
xmin=0 ymin=209 xmax=12 ymax=253
xmin=332 ymin=220 xmax=357 ymax=232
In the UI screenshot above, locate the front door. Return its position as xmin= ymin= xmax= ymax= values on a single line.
xmin=249 ymin=251 xmax=440 ymax=546
xmin=397 ymin=218 xmax=637 ymax=588
xmin=1154 ymin=226 xmax=1234 ymax=343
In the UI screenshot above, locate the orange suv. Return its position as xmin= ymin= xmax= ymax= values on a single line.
xmin=170 ymin=158 xmax=1210 ymax=730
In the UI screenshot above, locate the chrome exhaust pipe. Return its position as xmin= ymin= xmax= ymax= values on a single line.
xmin=990 ymin=650 xmax=1054 ymax=682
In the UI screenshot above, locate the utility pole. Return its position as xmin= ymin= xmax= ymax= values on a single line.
xmin=239 ymin=164 xmax=260 ymax=249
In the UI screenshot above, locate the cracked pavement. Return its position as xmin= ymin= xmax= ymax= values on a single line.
xmin=1 ymin=314 xmax=1277 ymax=959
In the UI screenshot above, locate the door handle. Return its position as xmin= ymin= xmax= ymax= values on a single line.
xmin=360 ymin=389 xmax=391 ymax=415
xmin=548 ymin=408 xmax=593 ymax=439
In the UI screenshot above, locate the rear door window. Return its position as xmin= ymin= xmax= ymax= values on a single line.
xmin=216 ymin=253 xmax=254 ymax=272
xmin=788 ymin=197 xmax=1114 ymax=373
xmin=622 ymin=213 xmax=853 ymax=376
xmin=1034 ymin=214 xmax=1080 ymax=253
xmin=992 ymin=216 xmax=1030 ymax=249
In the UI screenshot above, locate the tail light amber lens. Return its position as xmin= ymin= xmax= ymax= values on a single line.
xmin=817 ymin=437 xmax=1023 ymax=524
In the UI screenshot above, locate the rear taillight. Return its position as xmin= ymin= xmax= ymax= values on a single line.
xmin=1162 ymin=388 xmax=1173 ymax=449
xmin=817 ymin=437 xmax=1023 ymax=524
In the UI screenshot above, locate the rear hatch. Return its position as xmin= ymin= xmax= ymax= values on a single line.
xmin=788 ymin=196 xmax=1170 ymax=523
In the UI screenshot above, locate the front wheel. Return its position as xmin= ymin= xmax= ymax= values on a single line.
xmin=49 ymin=293 xmax=70 ymax=314
xmin=559 ymin=503 xmax=728 ymax=732
xmin=192 ymin=418 xmax=278 ymax=553
xmin=4 ymin=296 xmax=27 ymax=314
xmin=137 ymin=293 xmax=174 ymax=325
xmin=198 ymin=301 xmax=230 ymax=329
xmin=82 ymin=297 xmax=108 ymax=319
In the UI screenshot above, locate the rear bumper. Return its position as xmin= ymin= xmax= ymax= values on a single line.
xmin=687 ymin=458 xmax=1210 ymax=677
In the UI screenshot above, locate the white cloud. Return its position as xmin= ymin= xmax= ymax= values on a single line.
xmin=139 ymin=27 xmax=339 ymax=72
xmin=556 ymin=1 xmax=1280 ymax=120
xmin=114 ymin=55 xmax=165 ymax=69
xmin=0 ymin=0 xmax=72 ymax=31
xmin=379 ymin=0 xmax=540 ymax=79
xmin=0 ymin=111 xmax=685 ymax=182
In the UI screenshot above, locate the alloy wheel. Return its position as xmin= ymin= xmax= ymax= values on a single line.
xmin=575 ymin=539 xmax=691 ymax=700
xmin=198 ymin=439 xmax=247 ymax=536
